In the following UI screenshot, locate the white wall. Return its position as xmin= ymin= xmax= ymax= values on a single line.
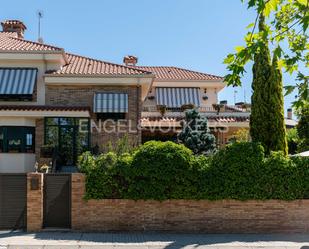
xmin=0 ymin=153 xmax=35 ymax=173
xmin=0 ymin=117 xmax=36 ymax=126
xmin=200 ymin=87 xmax=218 ymax=105
xmin=0 ymin=117 xmax=36 ymax=173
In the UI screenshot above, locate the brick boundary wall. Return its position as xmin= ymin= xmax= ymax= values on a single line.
xmin=27 ymin=173 xmax=44 ymax=232
xmin=71 ymin=173 xmax=309 ymax=233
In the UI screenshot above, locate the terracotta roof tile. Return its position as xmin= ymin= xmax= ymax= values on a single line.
xmin=134 ymin=66 xmax=223 ymax=81
xmin=0 ymin=32 xmax=63 ymax=52
xmin=0 ymin=105 xmax=90 ymax=112
xmin=49 ymin=53 xmax=153 ymax=76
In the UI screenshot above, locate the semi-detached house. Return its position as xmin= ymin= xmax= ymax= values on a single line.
xmin=0 ymin=20 xmax=296 ymax=173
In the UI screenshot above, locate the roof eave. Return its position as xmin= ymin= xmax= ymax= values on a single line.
xmin=44 ymin=73 xmax=155 ymax=79
xmin=0 ymin=49 xmax=64 ymax=54
xmin=154 ymin=78 xmax=224 ymax=82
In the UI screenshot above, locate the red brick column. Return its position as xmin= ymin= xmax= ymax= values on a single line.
xmin=27 ymin=173 xmax=44 ymax=232
xmin=71 ymin=173 xmax=86 ymax=230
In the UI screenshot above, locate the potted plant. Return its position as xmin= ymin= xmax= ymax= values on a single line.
xmin=157 ymin=105 xmax=167 ymax=116
xmin=40 ymin=164 xmax=50 ymax=173
xmin=40 ymin=145 xmax=54 ymax=158
xmin=212 ymin=103 xmax=225 ymax=114
xmin=181 ymin=103 xmax=195 ymax=111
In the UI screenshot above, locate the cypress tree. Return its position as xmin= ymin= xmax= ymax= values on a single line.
xmin=250 ymin=14 xmax=287 ymax=155
xmin=250 ymin=15 xmax=273 ymax=152
xmin=268 ymin=55 xmax=288 ymax=154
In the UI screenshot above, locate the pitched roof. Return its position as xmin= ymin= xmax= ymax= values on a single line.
xmin=48 ymin=53 xmax=153 ymax=76
xmin=0 ymin=33 xmax=152 ymax=76
xmin=0 ymin=32 xmax=63 ymax=52
xmin=134 ymin=66 xmax=223 ymax=81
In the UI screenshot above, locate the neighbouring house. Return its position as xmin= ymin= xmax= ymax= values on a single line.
xmin=123 ymin=56 xmax=252 ymax=145
xmin=0 ymin=20 xmax=297 ymax=173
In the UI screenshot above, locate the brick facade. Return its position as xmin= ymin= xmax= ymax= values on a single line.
xmin=71 ymin=173 xmax=309 ymax=233
xmin=27 ymin=173 xmax=43 ymax=232
xmin=45 ymin=85 xmax=141 ymax=152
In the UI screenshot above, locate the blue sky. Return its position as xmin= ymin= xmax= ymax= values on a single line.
xmin=1 ymin=0 xmax=298 ymax=112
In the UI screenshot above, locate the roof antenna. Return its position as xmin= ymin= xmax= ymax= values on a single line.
xmin=37 ymin=10 xmax=44 ymax=43
xmin=243 ymin=88 xmax=247 ymax=103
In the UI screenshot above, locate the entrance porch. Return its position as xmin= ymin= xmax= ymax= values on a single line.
xmin=0 ymin=105 xmax=90 ymax=173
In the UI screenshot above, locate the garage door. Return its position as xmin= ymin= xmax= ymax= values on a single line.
xmin=0 ymin=174 xmax=27 ymax=230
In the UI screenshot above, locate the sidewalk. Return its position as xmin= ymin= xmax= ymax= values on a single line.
xmin=1 ymin=231 xmax=309 ymax=249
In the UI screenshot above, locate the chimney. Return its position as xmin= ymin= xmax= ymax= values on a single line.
xmin=287 ymin=108 xmax=293 ymax=120
xmin=1 ymin=20 xmax=26 ymax=39
xmin=123 ymin=55 xmax=138 ymax=66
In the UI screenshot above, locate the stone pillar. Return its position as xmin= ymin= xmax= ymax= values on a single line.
xmin=27 ymin=173 xmax=44 ymax=232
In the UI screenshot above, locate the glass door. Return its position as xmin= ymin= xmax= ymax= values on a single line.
xmin=58 ymin=126 xmax=75 ymax=166
xmin=44 ymin=117 xmax=90 ymax=167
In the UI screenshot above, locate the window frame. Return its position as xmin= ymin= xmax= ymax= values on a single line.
xmin=0 ymin=126 xmax=35 ymax=153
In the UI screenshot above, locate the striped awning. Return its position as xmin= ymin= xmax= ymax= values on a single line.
xmin=155 ymin=87 xmax=201 ymax=108
xmin=0 ymin=68 xmax=38 ymax=95
xmin=93 ymin=93 xmax=128 ymax=113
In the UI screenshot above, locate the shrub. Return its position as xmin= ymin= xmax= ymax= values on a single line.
xmin=178 ymin=109 xmax=216 ymax=155
xmin=204 ymin=142 xmax=266 ymax=200
xmin=78 ymin=151 xmax=132 ymax=199
xmin=126 ymin=141 xmax=201 ymax=200
xmin=79 ymin=141 xmax=309 ymax=201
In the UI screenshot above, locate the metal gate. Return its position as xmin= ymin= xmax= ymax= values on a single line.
xmin=0 ymin=174 xmax=27 ymax=230
xmin=43 ymin=174 xmax=71 ymax=228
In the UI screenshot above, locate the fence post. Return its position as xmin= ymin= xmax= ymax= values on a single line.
xmin=27 ymin=173 xmax=44 ymax=232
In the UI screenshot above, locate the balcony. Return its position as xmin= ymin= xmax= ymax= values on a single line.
xmin=142 ymin=104 xmax=251 ymax=118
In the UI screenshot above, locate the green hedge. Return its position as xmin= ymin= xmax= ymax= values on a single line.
xmin=78 ymin=141 xmax=309 ymax=200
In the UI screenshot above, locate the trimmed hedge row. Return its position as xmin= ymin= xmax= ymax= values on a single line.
xmin=79 ymin=141 xmax=309 ymax=200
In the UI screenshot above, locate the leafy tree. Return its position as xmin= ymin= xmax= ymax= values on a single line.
xmin=286 ymin=128 xmax=300 ymax=154
xmin=224 ymin=0 xmax=309 ymax=110
xmin=297 ymin=106 xmax=309 ymax=152
xmin=178 ymin=109 xmax=216 ymax=155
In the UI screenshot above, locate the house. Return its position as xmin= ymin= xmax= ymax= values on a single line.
xmin=0 ymin=20 xmax=154 ymax=173
xmin=0 ymin=20 xmax=296 ymax=173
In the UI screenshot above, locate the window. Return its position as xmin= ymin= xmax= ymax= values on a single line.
xmin=96 ymin=113 xmax=126 ymax=121
xmin=0 ymin=127 xmax=35 ymax=153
